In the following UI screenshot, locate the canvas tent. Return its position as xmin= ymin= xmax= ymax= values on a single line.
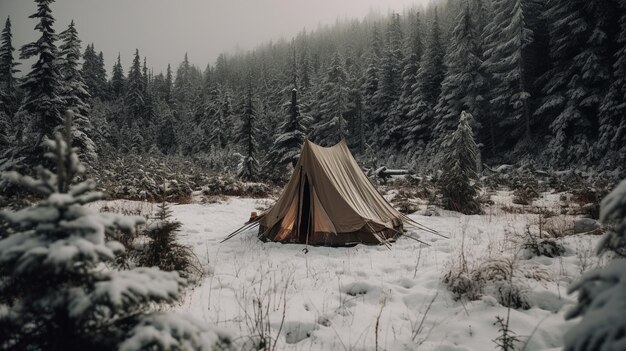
xmin=258 ymin=139 xmax=416 ymax=246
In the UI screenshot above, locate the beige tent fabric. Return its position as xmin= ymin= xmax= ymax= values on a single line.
xmin=260 ymin=139 xmax=407 ymax=245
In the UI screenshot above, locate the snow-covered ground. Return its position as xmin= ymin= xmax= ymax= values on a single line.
xmin=95 ymin=193 xmax=602 ymax=350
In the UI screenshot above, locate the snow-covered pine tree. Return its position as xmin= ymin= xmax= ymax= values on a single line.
xmin=237 ymin=87 xmax=259 ymax=181
xmin=597 ymin=2 xmax=626 ymax=161
xmin=164 ymin=63 xmax=173 ymax=104
xmin=110 ymin=53 xmax=125 ymax=99
xmin=0 ymin=16 xmax=21 ymax=119
xmin=404 ymin=10 xmax=445 ymax=153
xmin=216 ymin=91 xmax=235 ymax=149
xmin=0 ymin=108 xmax=9 ymax=148
xmin=482 ymin=0 xmax=535 ymax=148
xmin=140 ymin=201 xmax=199 ymax=276
xmin=343 ymin=44 xmax=365 ymax=153
xmin=439 ymin=111 xmax=481 ymax=215
xmin=362 ymin=25 xmax=383 ymax=139
xmin=0 ymin=111 xmax=231 ymax=350
xmin=19 ymin=0 xmax=63 ymax=148
xmin=266 ymin=88 xmax=307 ymax=180
xmin=389 ymin=11 xmax=422 ymax=150
xmin=433 ymin=5 xmax=485 ymax=143
xmin=311 ymin=52 xmax=348 ymax=146
xmin=95 ymin=51 xmax=108 ymax=98
xmin=564 ymin=178 xmax=626 ymax=350
xmin=154 ymin=98 xmax=177 ymax=154
xmin=125 ymin=49 xmax=145 ymax=126
xmin=538 ymin=0 xmax=618 ymax=165
xmin=58 ymin=20 xmax=97 ymax=163
xmin=81 ymin=44 xmax=107 ymax=100
xmin=377 ymin=13 xmax=404 ymax=142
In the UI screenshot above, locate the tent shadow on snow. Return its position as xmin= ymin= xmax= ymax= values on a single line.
xmin=234 ymin=139 xmax=439 ymax=247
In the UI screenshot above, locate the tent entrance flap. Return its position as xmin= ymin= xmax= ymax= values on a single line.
xmin=298 ymin=177 xmax=312 ymax=243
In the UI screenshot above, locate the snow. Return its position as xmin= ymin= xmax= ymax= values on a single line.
xmin=91 ymin=192 xmax=588 ymax=350
xmin=93 ymin=193 xmax=603 ymax=350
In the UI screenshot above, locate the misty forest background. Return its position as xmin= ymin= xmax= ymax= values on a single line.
xmin=1 ymin=0 xmax=625 ymax=190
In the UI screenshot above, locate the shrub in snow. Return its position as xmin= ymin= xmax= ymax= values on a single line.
xmin=565 ymin=178 xmax=626 ymax=350
xmin=438 ymin=111 xmax=481 ymax=215
xmin=140 ymin=202 xmax=202 ymax=279
xmin=0 ymin=117 xmax=230 ymax=350
xmin=518 ymin=225 xmax=565 ymax=258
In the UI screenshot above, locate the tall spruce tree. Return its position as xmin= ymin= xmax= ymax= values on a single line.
xmin=58 ymin=20 xmax=96 ymax=162
xmin=0 ymin=16 xmax=20 ymax=119
xmin=110 ymin=53 xmax=125 ymax=99
xmin=19 ymin=0 xmax=63 ymax=147
xmin=266 ymin=88 xmax=307 ymax=179
xmin=125 ymin=49 xmax=144 ymax=125
xmin=81 ymin=44 xmax=107 ymax=100
xmin=311 ymin=52 xmax=348 ymax=146
xmin=433 ymin=5 xmax=485 ymax=141
xmin=597 ymin=3 xmax=626 ymax=158
xmin=404 ymin=10 xmax=445 ymax=152
xmin=539 ymin=0 xmax=621 ymax=164
xmin=439 ymin=111 xmax=481 ymax=215
xmin=482 ymin=0 xmax=535 ymax=148
xmin=377 ymin=13 xmax=404 ymax=137
xmin=391 ymin=11 xmax=423 ymax=150
xmin=237 ymin=87 xmax=259 ymax=181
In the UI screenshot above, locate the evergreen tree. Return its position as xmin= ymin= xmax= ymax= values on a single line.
xmin=362 ymin=25 xmax=383 ymax=138
xmin=564 ymin=178 xmax=626 ymax=350
xmin=482 ymin=0 xmax=535 ymax=147
xmin=0 ymin=16 xmax=21 ymax=119
xmin=0 ymin=108 xmax=9 ymax=148
xmin=0 ymin=112 xmax=230 ymax=350
xmin=439 ymin=111 xmax=481 ymax=215
xmin=165 ymin=63 xmax=173 ymax=103
xmin=390 ymin=11 xmax=423 ymax=149
xmin=152 ymin=98 xmax=176 ymax=154
xmin=266 ymin=88 xmax=307 ymax=178
xmin=95 ymin=51 xmax=107 ymax=98
xmin=311 ymin=52 xmax=348 ymax=146
xmin=598 ymin=4 xmax=626 ymax=158
xmin=58 ymin=20 xmax=96 ymax=162
xmin=404 ymin=11 xmax=445 ymax=152
xmin=125 ymin=49 xmax=144 ymax=125
xmin=110 ymin=53 xmax=125 ymax=99
xmin=433 ymin=5 xmax=485 ymax=142
xmin=377 ymin=13 xmax=404 ymax=134
xmin=81 ymin=44 xmax=107 ymax=100
xmin=237 ymin=87 xmax=259 ymax=181
xmin=19 ymin=0 xmax=63 ymax=146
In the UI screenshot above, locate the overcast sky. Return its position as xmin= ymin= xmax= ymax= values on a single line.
xmin=3 ymin=0 xmax=432 ymax=75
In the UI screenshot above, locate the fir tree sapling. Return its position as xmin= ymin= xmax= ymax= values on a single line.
xmin=140 ymin=201 xmax=202 ymax=278
xmin=0 ymin=111 xmax=231 ymax=350
xmin=564 ymin=178 xmax=626 ymax=350
xmin=439 ymin=111 xmax=481 ymax=215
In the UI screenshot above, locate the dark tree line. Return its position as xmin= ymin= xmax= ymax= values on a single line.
xmin=1 ymin=0 xmax=625 ymax=182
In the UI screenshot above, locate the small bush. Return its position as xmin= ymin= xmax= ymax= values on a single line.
xmin=517 ymin=225 xmax=566 ymax=258
xmin=391 ymin=189 xmax=420 ymax=214
xmin=139 ymin=202 xmax=202 ymax=279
